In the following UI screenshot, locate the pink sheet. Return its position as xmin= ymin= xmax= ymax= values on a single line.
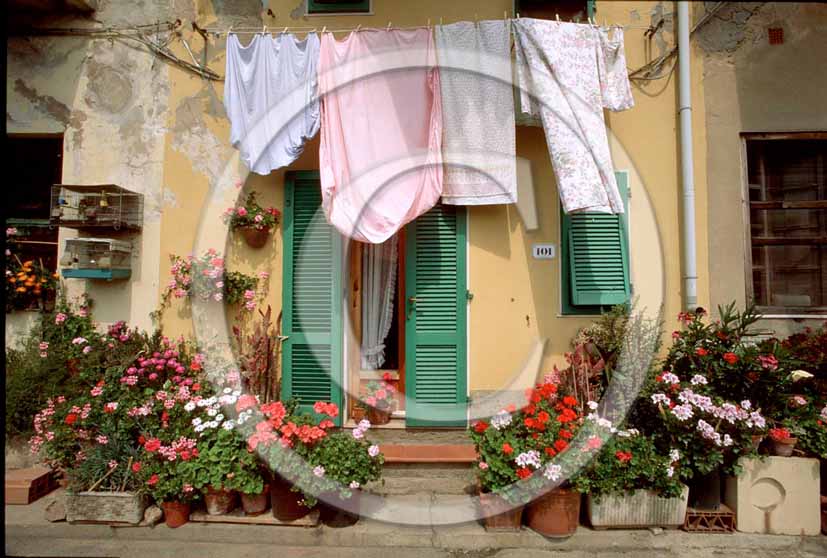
xmin=318 ymin=29 xmax=443 ymax=243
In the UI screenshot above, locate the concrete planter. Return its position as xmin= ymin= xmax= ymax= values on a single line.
xmin=586 ymin=485 xmax=689 ymax=529
xmin=724 ymin=456 xmax=821 ymax=535
xmin=65 ymin=491 xmax=146 ymax=524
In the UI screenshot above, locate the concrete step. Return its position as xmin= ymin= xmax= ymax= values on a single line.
xmin=354 ymin=426 xmax=473 ymax=446
xmin=370 ymin=462 xmax=475 ymax=496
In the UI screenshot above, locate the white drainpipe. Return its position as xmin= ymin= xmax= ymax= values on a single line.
xmin=677 ymin=1 xmax=698 ymax=310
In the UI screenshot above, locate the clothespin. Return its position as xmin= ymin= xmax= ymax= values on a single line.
xmin=262 ymin=25 xmax=267 ymax=35
xmin=556 ymin=13 xmax=560 ymax=22
xmin=322 ymin=25 xmax=327 ymax=34
xmin=386 ymin=21 xmax=392 ymax=30
xmin=504 ymin=11 xmax=508 ymax=21
xmin=283 ymin=26 xmax=288 ymax=34
xmin=474 ymin=13 xmax=478 ymax=22
xmin=356 ymin=24 xmax=362 ymax=32
xmin=228 ymin=25 xmax=233 ymax=36
xmin=427 ymin=18 xmax=431 ymax=28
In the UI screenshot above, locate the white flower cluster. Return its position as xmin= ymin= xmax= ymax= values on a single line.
xmin=651 ymin=393 xmax=671 ymax=405
xmin=515 ymin=450 xmax=542 ymax=469
xmin=660 ymin=372 xmax=680 ymax=385
xmin=218 ymin=387 xmax=242 ymax=406
xmin=666 ymin=449 xmax=680 ymax=478
xmin=821 ymin=405 xmax=827 ymax=422
xmin=490 ymin=410 xmax=512 ymax=430
xmin=352 ymin=419 xmax=372 ymax=440
xmin=696 ymin=419 xmax=733 ymax=447
xmin=543 ymin=463 xmax=562 ymax=481
xmin=236 ymin=409 xmax=255 ymax=426
xmin=192 ymin=395 xmax=236 ymax=435
xmin=585 ymin=411 xmax=638 ymax=437
xmin=690 ymin=374 xmax=708 ymax=386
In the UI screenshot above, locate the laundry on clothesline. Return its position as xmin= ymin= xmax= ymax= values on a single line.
xmin=435 ymin=20 xmax=517 ymax=206
xmin=224 ymin=32 xmax=321 ymax=175
xmin=317 ymin=28 xmax=443 ymax=244
xmin=513 ymin=18 xmax=633 ymax=215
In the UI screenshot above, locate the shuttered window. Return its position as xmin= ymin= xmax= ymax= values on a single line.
xmin=404 ymin=204 xmax=468 ymax=427
xmin=282 ymin=171 xmax=344 ymax=424
xmin=560 ymin=171 xmax=630 ymax=315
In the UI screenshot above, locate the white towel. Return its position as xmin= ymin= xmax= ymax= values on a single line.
xmin=224 ymin=33 xmax=320 ymax=175
xmin=436 ymin=21 xmax=517 ymax=206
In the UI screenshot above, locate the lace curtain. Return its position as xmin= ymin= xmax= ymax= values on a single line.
xmin=360 ymin=235 xmax=399 ymax=369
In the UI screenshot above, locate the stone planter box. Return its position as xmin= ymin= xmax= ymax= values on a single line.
xmin=65 ymin=491 xmax=147 ymax=524
xmin=724 ymin=456 xmax=821 ymax=535
xmin=587 ymin=484 xmax=689 ymax=529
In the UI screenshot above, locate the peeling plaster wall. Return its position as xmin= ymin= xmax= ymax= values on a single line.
xmin=699 ymin=2 xmax=827 ymax=335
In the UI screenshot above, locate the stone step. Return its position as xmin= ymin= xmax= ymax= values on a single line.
xmin=372 ymin=461 xmax=476 ymax=496
xmin=352 ymin=425 xmax=473 ymax=446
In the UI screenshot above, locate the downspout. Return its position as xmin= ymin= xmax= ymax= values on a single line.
xmin=677 ymin=1 xmax=698 ymax=310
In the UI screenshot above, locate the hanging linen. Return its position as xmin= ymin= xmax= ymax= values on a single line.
xmin=435 ymin=21 xmax=517 ymax=205
xmin=360 ymin=236 xmax=398 ymax=370
xmin=318 ymin=29 xmax=443 ymax=243
xmin=224 ymin=32 xmax=320 ymax=175
xmin=513 ymin=19 xmax=634 ymax=214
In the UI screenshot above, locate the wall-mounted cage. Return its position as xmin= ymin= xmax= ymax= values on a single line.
xmin=50 ymin=184 xmax=143 ymax=231
xmin=60 ymin=238 xmax=133 ymax=280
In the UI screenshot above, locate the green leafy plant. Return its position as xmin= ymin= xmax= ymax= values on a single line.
xmin=571 ymin=426 xmax=684 ymax=500
xmin=183 ymin=428 xmax=265 ymax=495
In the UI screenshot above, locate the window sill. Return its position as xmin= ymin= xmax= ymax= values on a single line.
xmin=757 ymin=313 xmax=827 ymax=319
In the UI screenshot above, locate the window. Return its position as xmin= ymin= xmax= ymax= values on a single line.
xmin=6 ymin=135 xmax=63 ymax=311
xmin=515 ymin=0 xmax=593 ymax=23
xmin=745 ymin=134 xmax=827 ymax=313
xmin=307 ymin=0 xmax=371 ymax=15
xmin=560 ymin=171 xmax=630 ymax=315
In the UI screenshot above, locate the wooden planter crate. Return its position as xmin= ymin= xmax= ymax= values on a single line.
xmin=65 ymin=491 xmax=147 ymax=524
xmin=587 ymin=485 xmax=689 ymax=529
xmin=5 ymin=466 xmax=57 ymax=505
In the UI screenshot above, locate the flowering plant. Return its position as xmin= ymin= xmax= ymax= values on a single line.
xmin=647 ymin=372 xmax=765 ymax=477
xmin=768 ymin=427 xmax=793 ymax=442
xmin=5 ymin=254 xmax=58 ymax=313
xmin=468 ymin=379 xmax=583 ymax=503
xmin=241 ymin=400 xmax=382 ymax=506
xmin=571 ymin=411 xmax=684 ymax=500
xmin=362 ymin=373 xmax=396 ymax=411
xmin=161 ymin=250 xmax=259 ymax=310
xmin=664 ymin=304 xmax=791 ymax=421
xmin=223 ymin=191 xmax=280 ymax=231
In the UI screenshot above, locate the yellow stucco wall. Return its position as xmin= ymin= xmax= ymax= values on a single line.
xmin=8 ymin=1 xmax=716 ymax=395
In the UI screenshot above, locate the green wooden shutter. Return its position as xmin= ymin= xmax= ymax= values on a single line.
xmin=562 ymin=172 xmax=630 ymax=308
xmin=282 ymin=171 xmax=343 ymax=424
xmin=404 ymin=205 xmax=468 ymax=427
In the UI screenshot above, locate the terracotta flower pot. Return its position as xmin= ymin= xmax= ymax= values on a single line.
xmin=351 ymin=405 xmax=367 ymax=422
xmin=478 ymin=490 xmax=523 ymax=532
xmin=525 ymin=488 xmax=581 ymax=538
xmin=770 ymin=437 xmax=797 ymax=457
xmin=319 ymin=490 xmax=360 ymax=528
xmin=238 ymin=226 xmax=271 ymax=249
xmin=161 ymin=501 xmax=191 ymax=528
xmin=366 ymin=406 xmax=391 ymax=426
xmin=270 ymin=474 xmax=313 ymax=521
xmin=241 ymin=487 xmax=270 ymax=516
xmin=204 ymin=486 xmax=237 ymax=515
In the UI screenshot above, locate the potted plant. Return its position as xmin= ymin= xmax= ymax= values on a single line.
xmin=308 ymin=425 xmax=384 ymax=527
xmin=140 ymin=455 xmax=199 ymax=528
xmin=363 ymin=373 xmax=396 ymax=425
xmin=518 ymin=381 xmax=584 ymax=538
xmin=768 ymin=426 xmax=797 ymax=457
xmin=572 ymin=413 xmax=688 ymax=529
xmin=223 ymin=191 xmax=281 ymax=249
xmin=184 ymin=427 xmax=244 ymax=515
xmin=468 ymin=408 xmax=528 ymax=532
xmin=242 ymin=399 xmax=339 ymax=521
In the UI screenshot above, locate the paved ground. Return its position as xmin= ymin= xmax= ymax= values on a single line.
xmin=6 ymin=490 xmax=826 ymax=558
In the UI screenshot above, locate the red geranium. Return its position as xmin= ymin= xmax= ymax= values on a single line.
xmin=554 ymin=439 xmax=568 ymax=452
xmin=695 ymin=347 xmax=709 ymax=357
xmin=144 ymin=438 xmax=161 ymax=453
xmin=502 ymin=443 xmax=514 ymax=455
xmin=147 ymin=474 xmax=159 ymax=486
xmin=615 ymin=451 xmax=632 ymax=463
xmin=473 ymin=421 xmax=489 ymax=433
xmin=562 ymin=396 xmax=577 ymax=407
xmin=723 ymin=352 xmax=738 ymax=364
xmin=64 ymin=413 xmax=78 ymax=425
xmin=544 ymin=447 xmax=557 ymax=457
xmin=516 ymin=467 xmax=532 ymax=480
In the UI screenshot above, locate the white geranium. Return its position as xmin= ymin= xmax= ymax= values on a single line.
xmin=491 ymin=410 xmax=512 ymax=430
xmin=184 ymin=401 xmax=196 ymax=412
xmin=543 ymin=463 xmax=562 ymax=481
xmin=790 ymin=370 xmax=814 ymax=382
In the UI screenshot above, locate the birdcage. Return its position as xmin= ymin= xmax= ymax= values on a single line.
xmin=60 ymin=238 xmax=133 ymax=280
xmin=50 ymin=184 xmax=143 ymax=231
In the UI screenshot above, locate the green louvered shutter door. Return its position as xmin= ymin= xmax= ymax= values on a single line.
xmin=404 ymin=205 xmax=468 ymax=427
xmin=564 ymin=172 xmax=630 ymax=306
xmin=282 ymin=171 xmax=343 ymax=424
